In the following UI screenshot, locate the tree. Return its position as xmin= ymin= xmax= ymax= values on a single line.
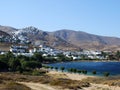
xmin=82 ymin=70 xmax=87 ymax=74
xmin=101 ymin=51 xmax=107 ymax=59
xmin=16 ymin=55 xmax=29 ymax=61
xmin=32 ymin=52 xmax=43 ymax=62
xmin=8 ymin=58 xmax=21 ymax=72
xmin=104 ymin=72 xmax=110 ymax=77
xmin=57 ymin=54 xmax=67 ymax=61
xmin=5 ymin=51 xmax=15 ymax=59
xmin=77 ymin=70 xmax=81 ymax=74
xmin=108 ymin=54 xmax=115 ymax=60
xmin=115 ymin=51 xmax=120 ymax=60
xmin=68 ymin=68 xmax=74 ymax=73
xmin=84 ymin=70 xmax=87 ymax=74
xmin=67 ymin=68 xmax=71 ymax=73
xmin=55 ymin=67 xmax=58 ymax=71
xmin=0 ymin=60 xmax=8 ymax=71
xmin=60 ymin=67 xmax=65 ymax=72
xmin=92 ymin=70 xmax=96 ymax=75
xmin=0 ymin=55 xmax=8 ymax=64
xmin=50 ymin=66 xmax=53 ymax=70
xmin=73 ymin=68 xmax=77 ymax=73
xmin=21 ymin=61 xmax=42 ymax=70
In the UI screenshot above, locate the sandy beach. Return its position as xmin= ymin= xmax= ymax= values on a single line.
xmin=19 ymin=70 xmax=120 ymax=90
xmin=47 ymin=70 xmax=96 ymax=80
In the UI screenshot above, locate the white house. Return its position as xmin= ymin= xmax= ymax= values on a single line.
xmin=10 ymin=45 xmax=28 ymax=53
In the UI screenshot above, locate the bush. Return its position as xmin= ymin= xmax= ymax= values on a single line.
xmin=104 ymin=72 xmax=110 ymax=77
xmin=32 ymin=70 xmax=46 ymax=76
xmin=50 ymin=66 xmax=53 ymax=70
xmin=73 ymin=68 xmax=77 ymax=73
xmin=92 ymin=70 xmax=96 ymax=75
xmin=3 ymin=81 xmax=31 ymax=90
xmin=60 ymin=67 xmax=65 ymax=72
xmin=82 ymin=70 xmax=87 ymax=74
xmin=55 ymin=67 xmax=58 ymax=71
xmin=77 ymin=70 xmax=81 ymax=74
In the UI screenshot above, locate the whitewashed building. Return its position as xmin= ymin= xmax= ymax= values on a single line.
xmin=10 ymin=45 xmax=28 ymax=53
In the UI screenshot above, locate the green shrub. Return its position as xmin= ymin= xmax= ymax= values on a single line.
xmin=92 ymin=70 xmax=96 ymax=75
xmin=32 ymin=70 xmax=46 ymax=76
xmin=82 ymin=70 xmax=87 ymax=74
xmin=104 ymin=72 xmax=110 ymax=77
xmin=60 ymin=67 xmax=65 ymax=72
xmin=77 ymin=70 xmax=81 ymax=74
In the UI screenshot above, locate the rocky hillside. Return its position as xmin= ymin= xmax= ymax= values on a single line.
xmin=1 ymin=26 xmax=75 ymax=50
xmin=0 ymin=30 xmax=12 ymax=43
xmin=52 ymin=29 xmax=120 ymax=50
xmin=0 ymin=25 xmax=120 ymax=51
xmin=0 ymin=30 xmax=11 ymax=36
xmin=0 ymin=25 xmax=17 ymax=35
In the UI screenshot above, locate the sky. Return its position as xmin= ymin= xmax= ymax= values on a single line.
xmin=0 ymin=0 xmax=120 ymax=37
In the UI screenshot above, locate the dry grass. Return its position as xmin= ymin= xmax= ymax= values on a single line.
xmin=82 ymin=76 xmax=120 ymax=87
xmin=0 ymin=72 xmax=120 ymax=90
xmin=0 ymin=81 xmax=31 ymax=90
xmin=0 ymin=43 xmax=11 ymax=51
xmin=0 ymin=72 xmax=90 ymax=89
xmin=50 ymin=78 xmax=90 ymax=89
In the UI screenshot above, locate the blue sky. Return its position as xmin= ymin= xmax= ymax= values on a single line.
xmin=0 ymin=0 xmax=120 ymax=37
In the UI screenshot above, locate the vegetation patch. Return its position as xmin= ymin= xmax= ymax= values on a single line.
xmin=50 ymin=78 xmax=90 ymax=89
xmin=82 ymin=76 xmax=120 ymax=87
xmin=0 ymin=81 xmax=31 ymax=90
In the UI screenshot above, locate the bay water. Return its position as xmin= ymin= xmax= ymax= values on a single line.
xmin=48 ymin=61 xmax=120 ymax=76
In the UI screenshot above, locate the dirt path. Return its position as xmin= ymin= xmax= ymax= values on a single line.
xmin=20 ymin=82 xmax=120 ymax=90
xmin=19 ymin=82 xmax=58 ymax=90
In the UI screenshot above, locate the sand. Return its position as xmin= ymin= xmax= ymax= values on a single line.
xmin=83 ymin=84 xmax=120 ymax=90
xmin=19 ymin=82 xmax=58 ymax=90
xmin=47 ymin=70 xmax=96 ymax=80
xmin=20 ymin=70 xmax=120 ymax=90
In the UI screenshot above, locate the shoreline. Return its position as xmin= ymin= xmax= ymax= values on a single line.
xmin=47 ymin=70 xmax=97 ymax=80
xmin=44 ymin=60 xmax=120 ymax=64
xmin=44 ymin=61 xmax=120 ymax=77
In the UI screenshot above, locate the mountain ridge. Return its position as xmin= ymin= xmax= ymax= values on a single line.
xmin=0 ymin=25 xmax=120 ymax=51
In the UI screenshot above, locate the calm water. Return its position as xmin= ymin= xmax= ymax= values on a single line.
xmin=48 ymin=61 xmax=120 ymax=76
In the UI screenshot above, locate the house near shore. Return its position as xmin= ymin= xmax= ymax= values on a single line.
xmin=14 ymin=53 xmax=33 ymax=57
xmin=10 ymin=45 xmax=28 ymax=53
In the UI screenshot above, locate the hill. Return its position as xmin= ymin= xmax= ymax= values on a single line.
xmin=0 ymin=25 xmax=120 ymax=51
xmin=52 ymin=29 xmax=120 ymax=50
xmin=13 ymin=26 xmax=77 ymax=50
xmin=0 ymin=30 xmax=11 ymax=36
xmin=0 ymin=25 xmax=17 ymax=35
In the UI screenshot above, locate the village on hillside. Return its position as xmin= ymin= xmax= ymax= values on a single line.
xmin=0 ymin=44 xmax=119 ymax=61
xmin=0 ymin=27 xmax=120 ymax=61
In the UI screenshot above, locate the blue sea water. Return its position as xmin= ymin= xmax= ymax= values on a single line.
xmin=48 ymin=61 xmax=120 ymax=76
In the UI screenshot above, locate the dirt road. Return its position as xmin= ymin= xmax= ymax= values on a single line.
xmin=19 ymin=82 xmax=58 ymax=90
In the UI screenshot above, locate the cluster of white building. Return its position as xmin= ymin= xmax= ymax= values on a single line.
xmin=8 ymin=45 xmax=106 ymax=60
xmin=63 ymin=50 xmax=105 ymax=60
xmin=9 ymin=45 xmax=61 ymax=57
